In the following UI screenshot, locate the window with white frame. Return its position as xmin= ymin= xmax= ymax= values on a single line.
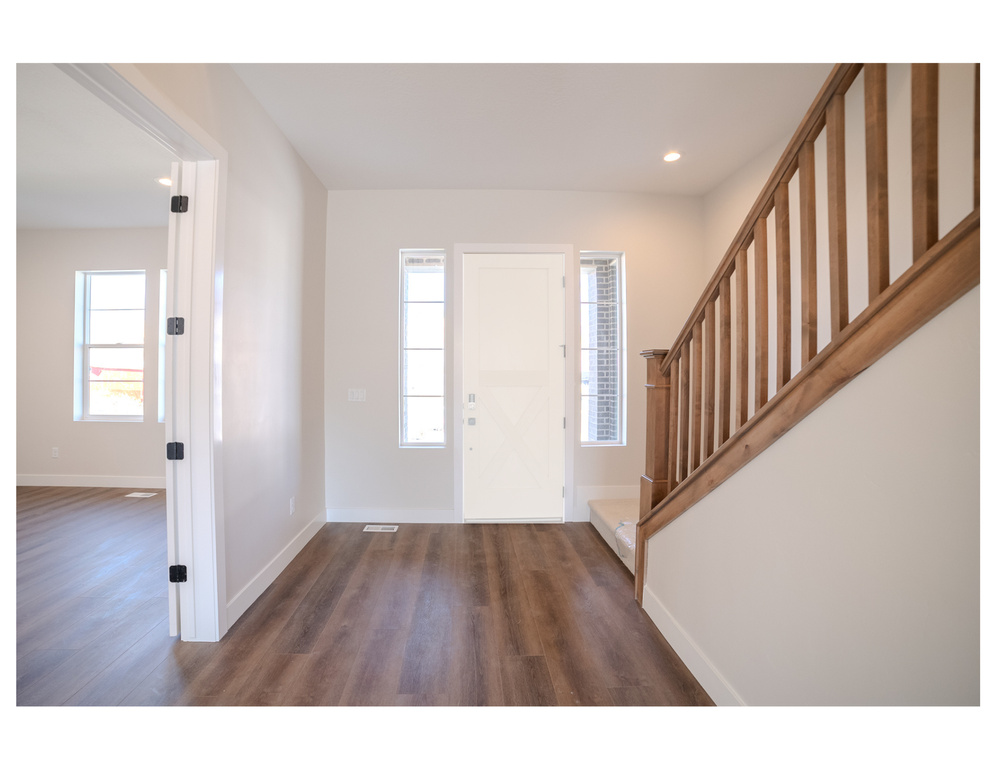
xmin=75 ymin=270 xmax=146 ymax=420
xmin=400 ymin=250 xmax=445 ymax=445
xmin=579 ymin=252 xmax=626 ymax=444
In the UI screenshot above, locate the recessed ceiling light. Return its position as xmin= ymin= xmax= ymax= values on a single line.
xmin=156 ymin=177 xmax=172 ymax=187
xmin=663 ymin=152 xmax=681 ymax=163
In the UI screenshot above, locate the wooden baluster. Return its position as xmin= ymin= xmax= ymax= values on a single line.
xmin=774 ymin=182 xmax=792 ymax=390
xmin=667 ymin=350 xmax=679 ymax=492
xmin=703 ymin=300 xmax=716 ymax=459
xmin=718 ymin=274 xmax=732 ymax=445
xmin=690 ymin=321 xmax=703 ymax=472
xmin=975 ymin=63 xmax=981 ymax=210
xmin=799 ymin=140 xmax=818 ymax=364
xmin=827 ymin=92 xmax=850 ymax=337
xmin=911 ymin=63 xmax=939 ymax=261
xmin=678 ymin=342 xmax=691 ymax=481
xmin=639 ymin=349 xmax=671 ymax=521
xmin=753 ymin=218 xmax=769 ymax=410
xmin=735 ymin=249 xmax=749 ymax=428
xmin=864 ymin=63 xmax=891 ymax=300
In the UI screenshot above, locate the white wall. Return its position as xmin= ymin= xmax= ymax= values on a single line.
xmin=640 ymin=62 xmax=980 ymax=706
xmin=642 ymin=287 xmax=979 ymax=705
xmin=702 ymin=135 xmax=790 ymax=277
xmin=126 ymin=64 xmax=328 ymax=623
xmin=324 ymin=189 xmax=704 ymax=522
xmin=17 ymin=227 xmax=168 ymax=487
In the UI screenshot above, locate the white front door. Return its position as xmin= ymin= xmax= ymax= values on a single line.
xmin=462 ymin=252 xmax=565 ymax=522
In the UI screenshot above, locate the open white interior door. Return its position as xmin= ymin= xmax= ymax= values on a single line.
xmin=164 ymin=160 xmax=193 ymax=636
xmin=462 ymin=252 xmax=566 ymax=522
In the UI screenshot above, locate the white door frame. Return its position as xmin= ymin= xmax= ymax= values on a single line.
xmin=453 ymin=243 xmax=576 ymax=523
xmin=58 ymin=63 xmax=228 ymax=640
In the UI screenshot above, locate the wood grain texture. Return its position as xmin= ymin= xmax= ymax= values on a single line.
xmin=735 ymin=249 xmax=750 ymax=427
xmin=753 ymin=218 xmax=770 ymax=410
xmin=826 ymin=92 xmax=850 ymax=335
xmin=864 ymin=63 xmax=891 ymax=300
xmin=912 ymin=63 xmax=939 ymax=261
xmin=639 ymin=350 xmax=671 ymax=519
xmin=17 ymin=487 xmax=712 ymax=706
xmin=704 ymin=300 xmax=717 ymax=457
xmin=718 ymin=275 xmax=732 ymax=444
xmin=690 ymin=322 xmax=703 ymax=470
xmin=975 ymin=64 xmax=980 ymax=210
xmin=774 ymin=182 xmax=792 ymax=391
xmin=678 ymin=344 xmax=691 ymax=481
xmin=799 ymin=140 xmax=818 ymax=363
xmin=637 ymin=209 xmax=979 ymax=553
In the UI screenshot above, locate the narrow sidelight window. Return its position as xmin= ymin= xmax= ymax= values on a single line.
xmin=75 ymin=270 xmax=146 ymax=420
xmin=579 ymin=252 xmax=626 ymax=444
xmin=400 ymin=250 xmax=445 ymax=446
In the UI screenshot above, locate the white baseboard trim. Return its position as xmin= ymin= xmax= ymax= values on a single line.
xmin=225 ymin=514 xmax=325 ymax=626
xmin=641 ymin=583 xmax=745 ymax=706
xmin=573 ymin=484 xmax=639 ymax=522
xmin=326 ymin=508 xmax=458 ymax=524
xmin=16 ymin=474 xmax=167 ymax=489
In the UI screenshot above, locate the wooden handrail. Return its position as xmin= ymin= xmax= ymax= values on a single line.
xmin=636 ymin=63 xmax=981 ymax=604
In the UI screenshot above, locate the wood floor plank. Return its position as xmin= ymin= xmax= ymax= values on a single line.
xmin=519 ymin=568 xmax=616 ymax=705
xmin=482 ymin=524 xmax=546 ymax=657
xmin=119 ymin=641 xmax=221 ymax=706
xmin=500 ymin=655 xmax=557 ymax=706
xmin=18 ymin=488 xmax=712 ymax=707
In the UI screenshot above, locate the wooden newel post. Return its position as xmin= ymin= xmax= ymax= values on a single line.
xmin=639 ymin=349 xmax=671 ymax=521
xmin=637 ymin=349 xmax=670 ymax=603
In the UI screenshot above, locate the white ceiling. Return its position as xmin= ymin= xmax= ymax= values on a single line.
xmin=16 ymin=62 xmax=834 ymax=229
xmin=16 ymin=64 xmax=177 ymax=229
xmin=231 ymin=63 xmax=833 ymax=195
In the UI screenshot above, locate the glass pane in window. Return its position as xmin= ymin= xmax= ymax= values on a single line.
xmin=88 ymin=347 xmax=144 ymax=381
xmin=582 ymin=394 xmax=620 ymax=443
xmin=88 ymin=309 xmax=145 ymax=344
xmin=88 ymin=381 xmax=144 ymax=416
xmin=580 ymin=302 xmax=597 ymax=349
xmin=89 ymin=273 xmax=145 ymax=310
xmin=403 ymin=396 xmax=444 ymax=444
xmin=403 ymin=302 xmax=444 ymax=349
xmin=404 ymin=269 xmax=444 ymax=302
xmin=579 ymin=265 xmax=598 ymax=304
xmin=403 ymin=350 xmax=444 ymax=396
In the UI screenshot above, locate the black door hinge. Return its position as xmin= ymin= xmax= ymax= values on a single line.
xmin=166 ymin=442 xmax=185 ymax=460
xmin=169 ymin=564 xmax=188 ymax=583
xmin=170 ymin=195 xmax=189 ymax=213
xmin=166 ymin=317 xmax=185 ymax=335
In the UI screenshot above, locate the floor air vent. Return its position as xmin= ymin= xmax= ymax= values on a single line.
xmin=125 ymin=492 xmax=158 ymax=498
xmin=363 ymin=524 xmax=399 ymax=533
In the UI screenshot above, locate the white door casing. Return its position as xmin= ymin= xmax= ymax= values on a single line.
xmin=59 ymin=63 xmax=227 ymax=641
xmin=459 ymin=249 xmax=570 ymax=522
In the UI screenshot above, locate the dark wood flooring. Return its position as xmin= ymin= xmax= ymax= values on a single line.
xmin=16 ymin=486 xmax=712 ymax=706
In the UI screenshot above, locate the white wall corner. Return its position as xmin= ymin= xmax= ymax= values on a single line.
xmin=225 ymin=513 xmax=325 ymax=626
xmin=641 ymin=584 xmax=745 ymax=706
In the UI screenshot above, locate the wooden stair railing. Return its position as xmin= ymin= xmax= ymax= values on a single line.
xmin=635 ymin=63 xmax=981 ymax=604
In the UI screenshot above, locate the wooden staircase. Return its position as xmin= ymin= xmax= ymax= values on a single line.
xmin=635 ymin=63 xmax=981 ymax=603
